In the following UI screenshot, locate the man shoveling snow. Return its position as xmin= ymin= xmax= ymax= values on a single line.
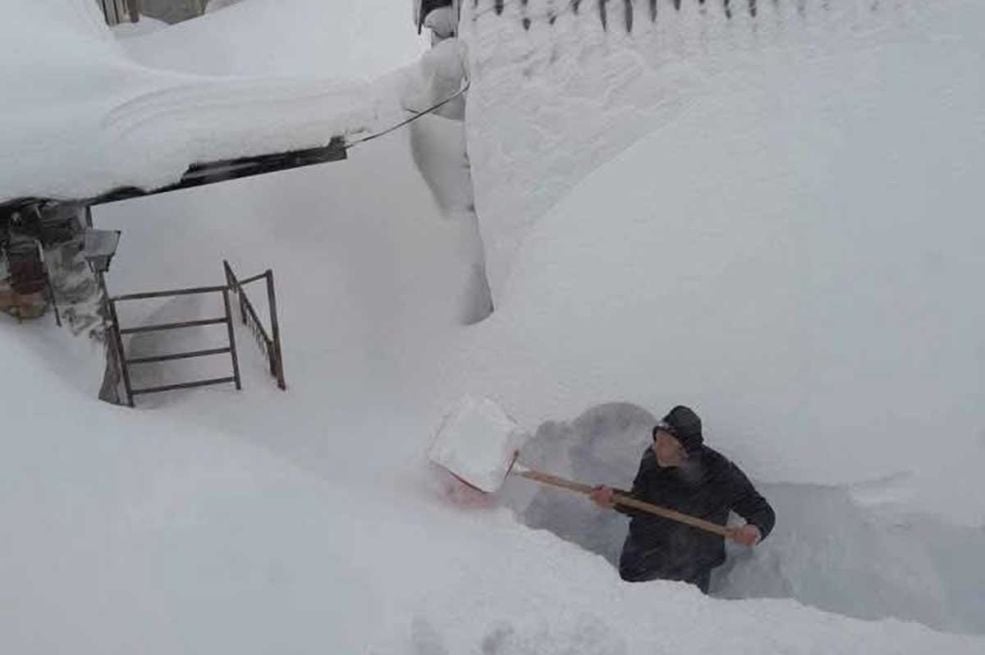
xmin=590 ymin=405 xmax=775 ymax=593
xmin=430 ymin=398 xmax=773 ymax=593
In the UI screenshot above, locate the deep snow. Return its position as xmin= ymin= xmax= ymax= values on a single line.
xmin=3 ymin=0 xmax=985 ymax=652
xmin=500 ymin=402 xmax=985 ymax=634
xmin=6 ymin=130 xmax=981 ymax=652
xmin=119 ymin=0 xmax=428 ymax=79
xmin=457 ymin=0 xmax=985 ymax=525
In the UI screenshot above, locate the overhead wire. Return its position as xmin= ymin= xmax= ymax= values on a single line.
xmin=347 ymin=0 xmax=839 ymax=149
xmin=344 ymin=78 xmax=472 ymax=150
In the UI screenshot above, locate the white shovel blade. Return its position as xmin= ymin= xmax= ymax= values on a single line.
xmin=428 ymin=396 xmax=527 ymax=493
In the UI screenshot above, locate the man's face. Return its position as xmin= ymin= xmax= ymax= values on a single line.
xmin=653 ymin=429 xmax=687 ymax=468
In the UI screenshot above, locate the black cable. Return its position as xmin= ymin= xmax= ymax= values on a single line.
xmin=351 ymin=0 xmax=793 ymax=149
xmin=344 ymin=78 xmax=472 ymax=150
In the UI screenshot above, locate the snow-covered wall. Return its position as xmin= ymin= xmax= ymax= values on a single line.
xmin=462 ymin=0 xmax=956 ymax=298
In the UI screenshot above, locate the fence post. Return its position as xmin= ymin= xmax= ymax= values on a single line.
xmin=239 ymin=279 xmax=246 ymax=325
xmin=266 ymin=270 xmax=286 ymax=390
xmin=223 ymin=259 xmax=247 ymax=324
xmin=222 ymin=287 xmax=242 ymax=390
xmin=107 ymin=296 xmax=135 ymax=407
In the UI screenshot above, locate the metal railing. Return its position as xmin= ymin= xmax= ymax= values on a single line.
xmin=474 ymin=0 xmax=835 ymax=33
xmin=223 ymin=260 xmax=286 ymax=390
xmin=108 ymin=282 xmax=242 ymax=407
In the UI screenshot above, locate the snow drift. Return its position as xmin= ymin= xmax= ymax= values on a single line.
xmin=6 ymin=134 xmax=984 ymax=650
xmin=455 ymin=0 xmax=985 ymax=525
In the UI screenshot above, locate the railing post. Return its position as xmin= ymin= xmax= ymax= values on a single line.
xmin=226 ymin=260 xmax=247 ymax=324
xmin=222 ymin=287 xmax=242 ymax=391
xmin=266 ymin=270 xmax=286 ymax=390
xmin=239 ymin=279 xmax=246 ymax=325
xmin=218 ymin=261 xmax=285 ymax=391
xmin=107 ymin=296 xmax=135 ymax=407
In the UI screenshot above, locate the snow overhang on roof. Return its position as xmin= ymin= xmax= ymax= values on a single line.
xmin=0 ymin=1 xmax=420 ymax=208
xmin=1 ymin=137 xmax=348 ymax=215
xmin=90 ymin=136 xmax=349 ymax=206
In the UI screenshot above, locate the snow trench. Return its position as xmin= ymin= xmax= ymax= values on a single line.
xmin=498 ymin=403 xmax=985 ymax=635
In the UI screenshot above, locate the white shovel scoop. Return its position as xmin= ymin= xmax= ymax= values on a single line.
xmin=428 ymin=396 xmax=733 ymax=540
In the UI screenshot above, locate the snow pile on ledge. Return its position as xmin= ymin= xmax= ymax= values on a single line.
xmin=0 ymin=0 xmax=425 ymax=203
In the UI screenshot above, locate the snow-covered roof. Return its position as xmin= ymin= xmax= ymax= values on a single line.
xmin=0 ymin=0 xmax=426 ymax=204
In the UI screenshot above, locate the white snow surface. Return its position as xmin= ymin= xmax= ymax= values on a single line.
xmin=4 ymin=0 xmax=985 ymax=652
xmin=457 ymin=0 xmax=985 ymax=524
xmin=5 ymin=132 xmax=983 ymax=651
xmin=120 ymin=0 xmax=428 ymax=79
xmin=462 ymin=0 xmax=985 ymax=300
xmin=111 ymin=16 xmax=168 ymax=38
xmin=0 ymin=0 xmax=426 ymax=202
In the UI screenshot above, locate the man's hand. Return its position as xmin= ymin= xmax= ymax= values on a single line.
xmin=589 ymin=485 xmax=616 ymax=509
xmin=727 ymin=524 xmax=762 ymax=546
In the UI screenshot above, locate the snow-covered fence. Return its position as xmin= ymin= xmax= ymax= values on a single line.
xmin=223 ymin=260 xmax=286 ymax=391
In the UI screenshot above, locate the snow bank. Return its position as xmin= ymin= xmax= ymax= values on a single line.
xmin=6 ymin=132 xmax=985 ymax=652
xmin=461 ymin=0 xmax=985 ymax=298
xmin=0 ymin=0 xmax=425 ymax=202
xmin=0 ymin=228 xmax=981 ymax=654
xmin=453 ymin=0 xmax=985 ymax=525
xmin=4 ymin=0 xmax=985 ymax=651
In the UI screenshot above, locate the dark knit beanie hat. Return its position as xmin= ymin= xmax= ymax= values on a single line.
xmin=654 ymin=405 xmax=704 ymax=454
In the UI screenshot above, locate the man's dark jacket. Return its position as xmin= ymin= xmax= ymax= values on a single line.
xmin=615 ymin=446 xmax=775 ymax=583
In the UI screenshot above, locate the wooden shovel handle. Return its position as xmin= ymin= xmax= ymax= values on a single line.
xmin=516 ymin=469 xmax=732 ymax=540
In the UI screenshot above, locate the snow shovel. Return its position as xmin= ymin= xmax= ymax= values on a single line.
xmin=429 ymin=396 xmax=733 ymax=541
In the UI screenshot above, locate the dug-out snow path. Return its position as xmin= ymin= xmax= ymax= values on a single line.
xmin=500 ymin=403 xmax=985 ymax=635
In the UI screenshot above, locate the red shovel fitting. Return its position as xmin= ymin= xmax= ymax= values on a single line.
xmin=429 ymin=396 xmax=733 ymax=541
